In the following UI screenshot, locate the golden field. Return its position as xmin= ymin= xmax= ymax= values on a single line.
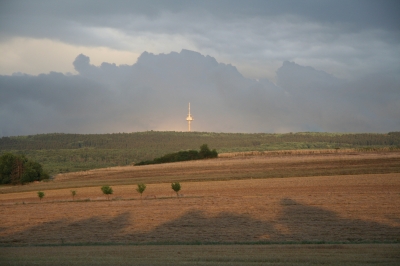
xmin=0 ymin=151 xmax=399 ymax=245
xmin=1 ymin=151 xmax=399 ymax=265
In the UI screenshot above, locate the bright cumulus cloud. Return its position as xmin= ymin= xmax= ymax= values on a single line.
xmin=0 ymin=38 xmax=141 ymax=75
xmin=0 ymin=1 xmax=399 ymax=136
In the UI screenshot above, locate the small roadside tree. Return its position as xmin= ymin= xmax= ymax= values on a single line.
xmin=136 ymin=183 xmax=146 ymax=200
xmin=171 ymin=182 xmax=181 ymax=198
xmin=101 ymin=186 xmax=113 ymax=200
xmin=71 ymin=190 xmax=77 ymax=201
xmin=37 ymin=191 xmax=45 ymax=201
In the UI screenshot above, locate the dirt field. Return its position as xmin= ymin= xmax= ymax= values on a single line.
xmin=0 ymin=174 xmax=399 ymax=244
xmin=58 ymin=150 xmax=400 ymax=183
xmin=1 ymin=151 xmax=399 ymax=264
xmin=1 ymin=150 xmax=399 ymax=193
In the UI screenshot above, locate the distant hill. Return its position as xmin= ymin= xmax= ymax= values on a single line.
xmin=1 ymin=131 xmax=399 ymax=175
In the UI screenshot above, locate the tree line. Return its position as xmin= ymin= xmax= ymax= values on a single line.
xmin=1 ymin=131 xmax=399 ymax=175
xmin=136 ymin=144 xmax=218 ymax=165
xmin=1 ymin=131 xmax=399 ymax=151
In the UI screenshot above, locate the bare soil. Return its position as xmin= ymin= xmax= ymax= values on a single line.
xmin=1 ymin=152 xmax=399 ymax=245
xmin=57 ymin=150 xmax=400 ymax=183
xmin=1 ymin=150 xmax=399 ymax=194
xmin=0 ymin=173 xmax=399 ymax=244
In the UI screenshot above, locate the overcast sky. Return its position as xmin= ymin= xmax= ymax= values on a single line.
xmin=0 ymin=1 xmax=399 ymax=136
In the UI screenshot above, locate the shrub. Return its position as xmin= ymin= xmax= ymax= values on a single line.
xmin=101 ymin=186 xmax=113 ymax=200
xmin=171 ymin=182 xmax=181 ymax=197
xmin=37 ymin=191 xmax=45 ymax=201
xmin=136 ymin=183 xmax=146 ymax=199
xmin=71 ymin=190 xmax=77 ymax=200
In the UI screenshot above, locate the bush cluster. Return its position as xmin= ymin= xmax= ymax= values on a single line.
xmin=0 ymin=153 xmax=49 ymax=184
xmin=136 ymin=144 xmax=217 ymax=166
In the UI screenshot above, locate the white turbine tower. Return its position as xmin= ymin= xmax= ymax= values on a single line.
xmin=186 ymin=102 xmax=193 ymax=132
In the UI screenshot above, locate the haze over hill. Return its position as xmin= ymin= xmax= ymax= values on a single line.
xmin=1 ymin=49 xmax=399 ymax=137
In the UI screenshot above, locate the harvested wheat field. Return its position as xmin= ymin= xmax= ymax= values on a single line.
xmin=1 ymin=151 xmax=400 ymax=245
xmin=1 ymin=151 xmax=400 ymax=265
xmin=0 ymin=175 xmax=398 ymax=245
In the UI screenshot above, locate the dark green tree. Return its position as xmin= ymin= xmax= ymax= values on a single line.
xmin=0 ymin=153 xmax=22 ymax=184
xmin=199 ymin=144 xmax=218 ymax=158
xmin=21 ymin=160 xmax=48 ymax=184
xmin=0 ymin=153 xmax=49 ymax=185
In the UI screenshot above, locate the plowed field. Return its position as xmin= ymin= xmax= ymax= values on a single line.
xmin=1 ymin=151 xmax=399 ymax=245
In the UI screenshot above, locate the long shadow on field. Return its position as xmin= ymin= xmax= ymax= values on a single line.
xmin=2 ymin=199 xmax=399 ymax=244
xmin=0 ymin=212 xmax=131 ymax=245
xmin=124 ymin=200 xmax=400 ymax=243
xmin=126 ymin=210 xmax=280 ymax=243
xmin=275 ymin=198 xmax=400 ymax=242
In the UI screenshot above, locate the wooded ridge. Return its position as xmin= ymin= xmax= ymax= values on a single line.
xmin=1 ymin=131 xmax=399 ymax=175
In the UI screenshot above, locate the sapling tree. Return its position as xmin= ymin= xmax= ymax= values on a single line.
xmin=136 ymin=183 xmax=146 ymax=199
xmin=37 ymin=191 xmax=45 ymax=201
xmin=101 ymin=186 xmax=113 ymax=200
xmin=171 ymin=182 xmax=181 ymax=198
xmin=71 ymin=190 xmax=76 ymax=201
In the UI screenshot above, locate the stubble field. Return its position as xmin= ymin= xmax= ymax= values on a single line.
xmin=0 ymin=151 xmax=399 ymax=265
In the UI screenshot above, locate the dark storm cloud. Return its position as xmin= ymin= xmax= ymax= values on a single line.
xmin=1 ymin=1 xmax=399 ymax=45
xmin=0 ymin=71 xmax=114 ymax=136
xmin=2 ymin=1 xmax=399 ymax=29
xmin=0 ymin=1 xmax=399 ymax=135
xmin=1 ymin=1 xmax=399 ymax=81
xmin=1 ymin=50 xmax=399 ymax=137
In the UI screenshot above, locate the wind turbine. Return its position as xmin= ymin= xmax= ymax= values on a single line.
xmin=186 ymin=102 xmax=193 ymax=132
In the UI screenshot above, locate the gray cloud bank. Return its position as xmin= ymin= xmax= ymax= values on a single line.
xmin=1 ymin=1 xmax=399 ymax=80
xmin=1 ymin=50 xmax=399 ymax=136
